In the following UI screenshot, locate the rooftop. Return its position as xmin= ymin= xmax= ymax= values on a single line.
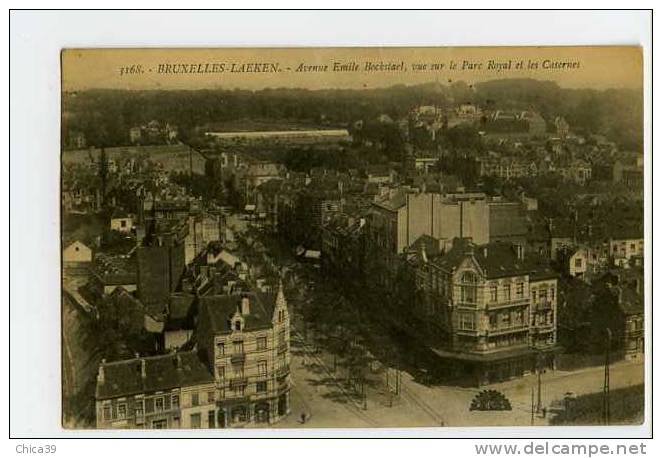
xmin=199 ymin=292 xmax=278 ymax=334
xmin=96 ymin=351 xmax=213 ymax=400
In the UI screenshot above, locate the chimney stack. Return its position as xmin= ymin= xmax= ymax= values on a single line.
xmin=140 ymin=359 xmax=147 ymax=379
xmin=241 ymin=296 xmax=250 ymax=315
xmin=516 ymin=244 xmax=524 ymax=260
xmin=175 ymin=354 xmax=182 ymax=370
xmin=97 ymin=359 xmax=106 ymax=384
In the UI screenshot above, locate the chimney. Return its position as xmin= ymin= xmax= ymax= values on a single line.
xmin=241 ymin=296 xmax=250 ymax=315
xmin=140 ymin=359 xmax=147 ymax=379
xmin=97 ymin=359 xmax=106 ymax=384
xmin=482 ymin=247 xmax=488 ymax=258
xmin=516 ymin=244 xmax=524 ymax=260
xmin=617 ymin=287 xmax=623 ymax=305
xmin=175 ymin=354 xmax=182 ymax=370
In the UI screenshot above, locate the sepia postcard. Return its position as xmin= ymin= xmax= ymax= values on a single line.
xmin=60 ymin=46 xmax=645 ymax=430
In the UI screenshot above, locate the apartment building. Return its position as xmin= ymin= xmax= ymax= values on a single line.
xmin=95 ymin=351 xmax=215 ymax=429
xmin=409 ymin=239 xmax=558 ymax=385
xmin=196 ymin=283 xmax=291 ymax=426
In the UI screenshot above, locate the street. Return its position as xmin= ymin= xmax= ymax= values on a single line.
xmin=229 ymin=214 xmax=645 ymax=429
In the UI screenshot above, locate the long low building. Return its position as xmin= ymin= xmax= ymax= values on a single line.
xmin=205 ymin=129 xmax=352 ymax=143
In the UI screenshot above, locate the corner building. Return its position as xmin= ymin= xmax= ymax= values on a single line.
xmin=197 ymin=283 xmax=291 ymax=426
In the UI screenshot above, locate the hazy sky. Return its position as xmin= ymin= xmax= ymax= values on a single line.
xmin=62 ymin=46 xmax=642 ymax=92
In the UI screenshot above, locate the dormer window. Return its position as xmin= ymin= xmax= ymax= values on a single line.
xmin=234 ymin=320 xmax=242 ymax=331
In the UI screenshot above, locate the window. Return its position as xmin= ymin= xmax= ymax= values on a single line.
xmin=192 ymin=393 xmax=199 ymax=407
xmin=207 ymin=391 xmax=215 ymax=403
xmin=575 ymin=258 xmax=582 ymax=268
xmin=103 ymin=405 xmax=111 ymax=421
xmin=256 ymin=381 xmax=267 ymax=393
xmin=550 ymin=288 xmax=555 ymax=302
xmin=532 ymin=290 xmax=537 ymax=303
xmin=219 ymin=388 xmax=225 ymax=400
xmin=217 ymin=366 xmax=225 ymax=379
xmin=171 ymin=394 xmax=179 ymax=409
xmin=217 ymin=342 xmax=225 ymax=355
xmin=155 ymin=397 xmax=164 ymax=412
xmin=459 ymin=313 xmax=475 ymax=330
xmin=233 ymin=364 xmax=245 ymax=378
xmin=121 ymin=220 xmax=127 ymax=228
xmin=278 ymin=330 xmax=286 ymax=346
xmin=135 ymin=400 xmax=144 ymax=418
xmin=257 ymin=336 xmax=267 ymax=351
xmin=152 ymin=419 xmax=167 ymax=429
xmin=460 ymin=272 xmax=477 ymax=303
xmin=539 ymin=289 xmax=548 ymax=303
xmin=208 ymin=410 xmax=216 ymax=428
xmin=258 ymin=360 xmax=267 ymax=376
xmin=516 ymin=283 xmax=524 ymax=298
xmin=234 ymin=385 xmax=246 ymax=397
xmin=233 ymin=341 xmax=244 ymax=354
xmin=117 ymin=403 xmax=126 ymax=419
xmin=190 ymin=413 xmax=201 ymax=429
xmin=278 ymin=310 xmax=285 ymax=322
xmin=503 ymin=284 xmax=511 ymax=301
xmin=489 ymin=314 xmax=498 ymax=328
xmin=234 ymin=320 xmax=242 ymax=331
xmin=515 ymin=309 xmax=524 ymax=325
xmin=490 ymin=285 xmax=498 ymax=302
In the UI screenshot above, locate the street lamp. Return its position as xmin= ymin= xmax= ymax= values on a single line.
xmin=536 ymin=351 xmax=546 ymax=414
xmin=603 ymin=327 xmax=612 ymax=426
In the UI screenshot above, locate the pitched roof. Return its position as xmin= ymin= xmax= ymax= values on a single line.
xmin=96 ymin=351 xmax=213 ymax=400
xmin=199 ymin=292 xmax=276 ymax=334
xmin=430 ymin=239 xmax=556 ymax=280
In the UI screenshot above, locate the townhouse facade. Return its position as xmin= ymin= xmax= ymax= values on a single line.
xmin=197 ymin=284 xmax=291 ymax=426
xmin=95 ymin=352 xmax=215 ymax=429
xmin=409 ymin=239 xmax=559 ymax=385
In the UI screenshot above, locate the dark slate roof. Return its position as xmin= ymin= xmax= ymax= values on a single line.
xmin=409 ymin=234 xmax=443 ymax=258
xmin=166 ymin=293 xmax=197 ymax=330
xmin=430 ymin=239 xmax=557 ymax=280
xmin=96 ymin=351 xmax=213 ymax=400
xmin=200 ymin=293 xmax=276 ymax=334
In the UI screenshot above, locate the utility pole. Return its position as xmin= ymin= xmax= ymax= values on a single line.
xmin=603 ymin=328 xmax=612 ymax=425
xmin=536 ymin=352 xmax=545 ymax=413
xmin=536 ymin=367 xmax=543 ymax=413
xmin=530 ymin=386 xmax=535 ymax=426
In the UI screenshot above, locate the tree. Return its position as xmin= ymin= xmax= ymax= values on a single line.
xmin=98 ymin=147 xmax=108 ymax=209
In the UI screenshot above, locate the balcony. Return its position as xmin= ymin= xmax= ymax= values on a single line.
xmin=229 ymin=377 xmax=248 ymax=389
xmin=486 ymin=324 xmax=529 ymax=337
xmin=455 ymin=328 xmax=480 ymax=336
xmin=486 ymin=297 xmax=529 ymax=311
xmin=275 ymin=366 xmax=290 ymax=378
xmin=230 ymin=353 xmax=246 ymax=364
xmin=532 ymin=321 xmax=554 ymax=330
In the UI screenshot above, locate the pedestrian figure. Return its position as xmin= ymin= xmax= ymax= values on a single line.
xmin=542 ymin=407 xmax=547 ymax=418
xmin=300 ymin=412 xmax=307 ymax=424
